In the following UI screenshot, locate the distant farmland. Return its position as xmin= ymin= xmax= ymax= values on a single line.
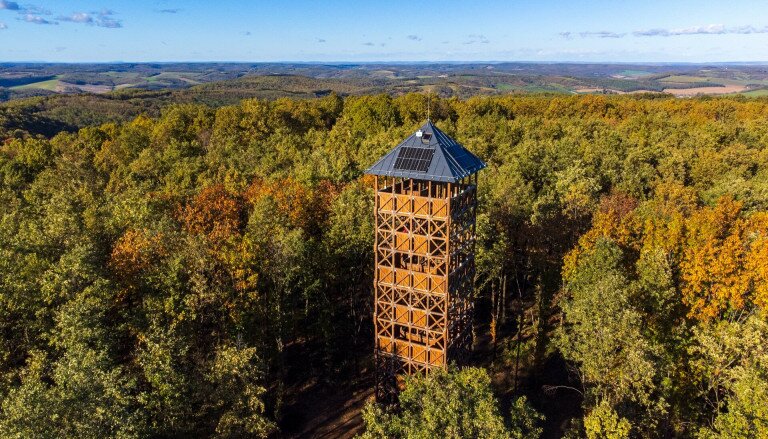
xmin=664 ymin=84 xmax=749 ymax=96
xmin=2 ymin=62 xmax=768 ymax=102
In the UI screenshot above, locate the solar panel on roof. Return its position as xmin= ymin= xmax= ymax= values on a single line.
xmin=393 ymin=146 xmax=434 ymax=173
xmin=364 ymin=120 xmax=486 ymax=182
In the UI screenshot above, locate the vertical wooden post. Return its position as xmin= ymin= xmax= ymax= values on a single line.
xmin=444 ymin=182 xmax=452 ymax=368
xmin=373 ymin=175 xmax=379 ymax=398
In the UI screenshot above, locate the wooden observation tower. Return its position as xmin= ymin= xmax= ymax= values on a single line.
xmin=365 ymin=120 xmax=486 ymax=401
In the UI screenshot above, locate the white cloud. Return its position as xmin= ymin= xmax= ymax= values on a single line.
xmin=20 ymin=14 xmax=56 ymax=25
xmin=57 ymin=10 xmax=122 ymax=28
xmin=464 ymin=34 xmax=489 ymax=44
xmin=634 ymin=24 xmax=768 ymax=37
xmin=581 ymin=31 xmax=625 ymax=38
xmin=59 ymin=12 xmax=93 ymax=24
xmin=20 ymin=4 xmax=49 ymax=15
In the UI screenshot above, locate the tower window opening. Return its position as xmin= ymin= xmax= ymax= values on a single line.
xmin=395 ymin=324 xmax=427 ymax=344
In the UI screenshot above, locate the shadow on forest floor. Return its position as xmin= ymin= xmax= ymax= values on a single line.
xmin=279 ymin=338 xmax=374 ymax=439
xmin=280 ymin=374 xmax=372 ymax=439
xmin=474 ymin=310 xmax=583 ymax=438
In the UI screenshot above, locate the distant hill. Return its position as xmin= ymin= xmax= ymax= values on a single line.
xmin=2 ymin=62 xmax=768 ymax=104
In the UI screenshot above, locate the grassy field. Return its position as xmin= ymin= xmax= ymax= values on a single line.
xmin=10 ymin=77 xmax=60 ymax=91
xmin=738 ymin=88 xmax=768 ymax=97
xmin=661 ymin=75 xmax=768 ymax=87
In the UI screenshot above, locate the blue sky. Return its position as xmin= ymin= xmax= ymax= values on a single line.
xmin=1 ymin=0 xmax=767 ymax=62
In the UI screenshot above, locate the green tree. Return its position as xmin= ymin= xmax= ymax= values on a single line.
xmin=557 ymin=238 xmax=657 ymax=407
xmin=0 ymin=281 xmax=145 ymax=439
xmin=694 ymin=313 xmax=768 ymax=438
xmin=358 ymin=367 xmax=542 ymax=439
xmin=584 ymin=400 xmax=631 ymax=439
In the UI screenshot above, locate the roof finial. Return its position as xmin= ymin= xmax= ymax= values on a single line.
xmin=427 ymin=93 xmax=431 ymax=121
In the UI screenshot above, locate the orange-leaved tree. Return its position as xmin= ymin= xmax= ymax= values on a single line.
xmin=180 ymin=184 xmax=244 ymax=247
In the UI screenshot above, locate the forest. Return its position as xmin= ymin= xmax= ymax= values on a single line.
xmin=1 ymin=91 xmax=768 ymax=438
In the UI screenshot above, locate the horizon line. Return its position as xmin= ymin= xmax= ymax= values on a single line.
xmin=2 ymin=60 xmax=768 ymax=65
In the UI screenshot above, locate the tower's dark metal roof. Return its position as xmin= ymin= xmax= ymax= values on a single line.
xmin=364 ymin=120 xmax=486 ymax=183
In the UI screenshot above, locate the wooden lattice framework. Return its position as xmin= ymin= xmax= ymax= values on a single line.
xmin=373 ymin=175 xmax=478 ymax=402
